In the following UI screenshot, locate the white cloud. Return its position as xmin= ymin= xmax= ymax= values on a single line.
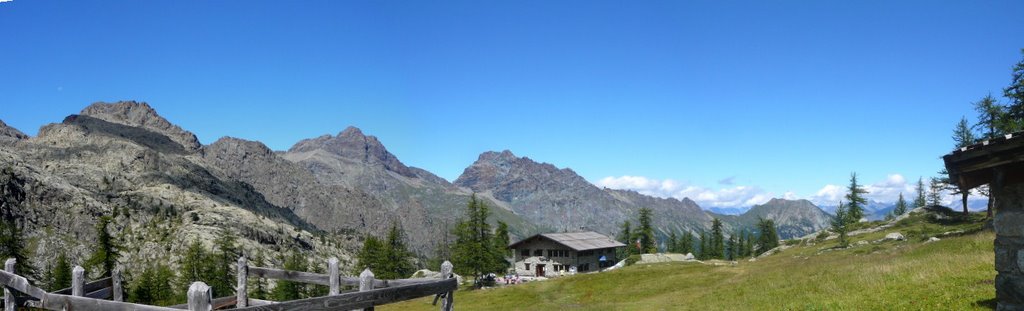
xmin=596 ymin=176 xmax=775 ymax=209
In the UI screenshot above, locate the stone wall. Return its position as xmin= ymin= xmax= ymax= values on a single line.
xmin=993 ymin=180 xmax=1024 ymax=310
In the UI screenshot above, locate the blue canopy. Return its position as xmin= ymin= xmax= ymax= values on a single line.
xmin=599 ymin=255 xmax=607 ymax=262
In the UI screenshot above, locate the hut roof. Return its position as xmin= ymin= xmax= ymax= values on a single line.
xmin=943 ymin=131 xmax=1024 ymax=190
xmin=508 ymin=231 xmax=626 ymax=251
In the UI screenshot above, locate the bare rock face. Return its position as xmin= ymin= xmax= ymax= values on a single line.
xmin=80 ymin=101 xmax=202 ymax=152
xmin=724 ymin=198 xmax=833 ymax=239
xmin=454 ymin=150 xmax=714 ymax=236
xmin=0 ymin=119 xmax=28 ymax=145
xmin=288 ymin=126 xmax=415 ymax=178
xmin=283 ymin=129 xmax=539 ymax=252
xmin=201 ymin=136 xmax=391 ymax=236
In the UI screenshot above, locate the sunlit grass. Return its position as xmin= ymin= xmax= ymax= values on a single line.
xmin=384 ymin=212 xmax=995 ymax=310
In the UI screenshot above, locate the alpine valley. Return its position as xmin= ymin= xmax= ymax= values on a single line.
xmin=0 ymin=101 xmax=833 ymax=276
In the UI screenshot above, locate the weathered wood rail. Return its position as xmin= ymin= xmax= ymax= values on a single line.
xmin=1 ymin=257 xmax=455 ymax=311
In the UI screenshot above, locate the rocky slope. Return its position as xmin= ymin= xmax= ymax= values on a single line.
xmin=281 ymin=129 xmax=539 ymax=253
xmin=0 ymin=119 xmax=28 ymax=144
xmin=0 ymin=102 xmax=358 ymax=281
xmin=719 ymin=198 xmax=833 ymax=239
xmin=454 ymin=150 xmax=715 ymax=236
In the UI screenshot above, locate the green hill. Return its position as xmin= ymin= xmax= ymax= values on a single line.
xmin=384 ymin=208 xmax=994 ymax=310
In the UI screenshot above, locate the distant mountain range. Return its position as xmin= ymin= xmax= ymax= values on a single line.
xmin=0 ymin=101 xmax=838 ymax=275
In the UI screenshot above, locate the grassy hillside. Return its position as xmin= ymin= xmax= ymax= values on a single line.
xmin=384 ymin=209 xmax=995 ymax=310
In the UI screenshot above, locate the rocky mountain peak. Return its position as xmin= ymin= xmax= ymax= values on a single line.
xmin=79 ymin=101 xmax=201 ymax=152
xmin=0 ymin=119 xmax=28 ymax=143
xmin=287 ymin=126 xmax=415 ymax=178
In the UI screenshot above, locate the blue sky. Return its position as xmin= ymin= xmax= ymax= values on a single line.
xmin=1 ymin=1 xmax=1022 ymax=209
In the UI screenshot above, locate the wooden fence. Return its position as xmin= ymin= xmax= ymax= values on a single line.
xmin=0 ymin=257 xmax=455 ymax=311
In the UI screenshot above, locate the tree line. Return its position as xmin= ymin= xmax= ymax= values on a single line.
xmin=616 ymin=208 xmax=782 ymax=261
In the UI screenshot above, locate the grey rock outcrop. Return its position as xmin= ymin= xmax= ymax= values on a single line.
xmin=0 ymin=119 xmax=28 ymax=144
xmin=80 ymin=101 xmax=202 ymax=152
xmin=454 ymin=150 xmax=714 ymax=237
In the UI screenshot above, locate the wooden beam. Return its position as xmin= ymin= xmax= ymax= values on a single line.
xmin=4 ymin=258 xmax=15 ymax=311
xmin=113 ymin=267 xmax=123 ymax=302
xmin=187 ymin=282 xmax=212 ymax=311
xmin=85 ymin=287 xmax=112 ymax=300
xmin=359 ymin=269 xmax=375 ymax=311
xmin=232 ymin=278 xmax=457 ymax=311
xmin=53 ymin=277 xmax=112 ymax=296
xmin=328 ymin=257 xmax=339 ymax=296
xmin=237 ymin=257 xmax=248 ymax=308
xmin=0 ymin=269 xmax=45 ymax=300
xmin=248 ymin=267 xmax=330 ymax=286
xmin=72 ymin=266 xmax=85 ymax=297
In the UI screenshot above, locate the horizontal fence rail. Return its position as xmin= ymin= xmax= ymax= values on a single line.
xmin=2 ymin=257 xmax=456 ymax=311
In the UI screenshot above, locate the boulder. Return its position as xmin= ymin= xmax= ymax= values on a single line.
xmin=927 ymin=237 xmax=941 ymax=243
xmin=884 ymin=232 xmax=905 ymax=241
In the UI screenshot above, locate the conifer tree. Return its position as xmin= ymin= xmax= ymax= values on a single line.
xmin=249 ymin=251 xmax=269 ymax=300
xmin=46 ymin=252 xmax=73 ymax=291
xmin=494 ymin=221 xmax=511 ymax=258
xmin=832 ymin=202 xmax=850 ymax=248
xmin=756 ymin=218 xmax=779 ymax=256
xmin=953 ymin=116 xmax=977 ymax=148
xmin=708 ymin=218 xmax=724 ymax=259
xmin=638 ymin=208 xmax=657 ymax=254
xmin=679 ymin=231 xmax=694 ymax=255
xmin=382 ymin=222 xmax=416 ymax=280
xmin=698 ymin=230 xmax=708 ymax=260
xmin=725 ymin=234 xmax=736 ymax=260
xmin=929 ymin=177 xmax=945 ymax=206
xmin=616 ymin=220 xmax=633 ymax=259
xmin=451 ymin=194 xmax=506 ymax=285
xmin=130 ymin=262 xmax=176 ymax=305
xmin=0 ymin=218 xmax=35 ymax=281
xmin=893 ymin=192 xmax=908 ymax=216
xmin=1005 ymin=49 xmax=1024 ymax=130
xmin=355 ymin=235 xmax=386 ymax=273
xmin=914 ymin=177 xmax=927 ymax=208
xmin=844 ymin=173 xmax=868 ymax=224
xmin=974 ymin=94 xmax=1007 ymax=139
xmin=211 ymin=229 xmax=239 ymax=296
xmin=272 ymin=250 xmax=307 ymax=300
xmin=86 ymin=216 xmax=119 ymax=278
xmin=178 ymin=240 xmax=215 ymax=296
xmin=667 ymin=231 xmax=678 ymax=253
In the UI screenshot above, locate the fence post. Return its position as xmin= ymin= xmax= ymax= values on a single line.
xmin=328 ymin=257 xmax=339 ymax=296
xmin=188 ymin=281 xmax=212 ymax=311
xmin=441 ymin=261 xmax=453 ymax=311
xmin=113 ymin=266 xmax=124 ymax=301
xmin=359 ymin=268 xmax=375 ymax=311
xmin=4 ymin=258 xmax=14 ymax=311
xmin=72 ymin=265 xmax=85 ymax=297
xmin=237 ymin=257 xmax=248 ymax=307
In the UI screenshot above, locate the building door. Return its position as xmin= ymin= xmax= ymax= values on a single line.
xmin=536 ymin=264 xmax=545 ymax=277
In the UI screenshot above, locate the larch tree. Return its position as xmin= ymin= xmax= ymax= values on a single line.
xmin=709 ymin=218 xmax=725 ymax=259
xmin=844 ymin=173 xmax=868 ymax=224
xmin=86 ymin=216 xmax=119 ymax=278
xmin=914 ymin=177 xmax=928 ymax=208
xmin=616 ymin=220 xmax=634 ymax=259
xmin=892 ymin=192 xmax=908 ymax=216
xmin=831 ymin=202 xmax=850 ymax=248
xmin=929 ymin=177 xmax=945 ymax=207
xmin=638 ymin=208 xmax=657 ymax=254
xmin=451 ymin=194 xmax=506 ymax=285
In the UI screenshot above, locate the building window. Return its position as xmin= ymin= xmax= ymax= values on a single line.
xmin=520 ymin=249 xmax=530 ymax=257
xmin=534 ymin=249 xmax=543 ymax=256
xmin=525 ymin=263 xmax=530 ymax=270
